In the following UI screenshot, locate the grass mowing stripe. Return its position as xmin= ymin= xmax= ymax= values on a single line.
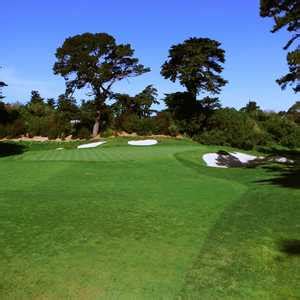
xmin=0 ymin=139 xmax=299 ymax=299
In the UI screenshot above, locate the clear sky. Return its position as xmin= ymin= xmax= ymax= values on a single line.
xmin=0 ymin=0 xmax=298 ymax=111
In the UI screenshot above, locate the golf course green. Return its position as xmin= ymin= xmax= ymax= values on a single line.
xmin=0 ymin=138 xmax=299 ymax=299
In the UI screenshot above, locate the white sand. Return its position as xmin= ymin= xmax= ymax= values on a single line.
xmin=77 ymin=141 xmax=106 ymax=149
xmin=128 ymin=139 xmax=158 ymax=146
xmin=56 ymin=147 xmax=64 ymax=150
xmin=274 ymin=157 xmax=294 ymax=163
xmin=202 ymin=153 xmax=228 ymax=168
xmin=231 ymin=152 xmax=257 ymax=163
xmin=203 ymin=152 xmax=259 ymax=168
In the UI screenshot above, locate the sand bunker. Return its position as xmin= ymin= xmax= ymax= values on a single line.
xmin=128 ymin=139 xmax=158 ymax=146
xmin=77 ymin=141 xmax=106 ymax=149
xmin=203 ymin=151 xmax=260 ymax=168
xmin=274 ymin=157 xmax=294 ymax=163
xmin=203 ymin=151 xmax=293 ymax=168
xmin=203 ymin=153 xmax=228 ymax=168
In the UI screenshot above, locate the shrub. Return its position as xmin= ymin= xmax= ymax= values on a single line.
xmin=152 ymin=111 xmax=173 ymax=135
xmin=280 ymin=127 xmax=300 ymax=148
xmin=101 ymin=128 xmax=114 ymax=138
xmin=196 ymin=108 xmax=267 ymax=149
xmin=262 ymin=115 xmax=300 ymax=147
xmin=77 ymin=127 xmax=91 ymax=139
xmin=135 ymin=118 xmax=155 ymax=135
xmin=168 ymin=123 xmax=179 ymax=137
xmin=195 ymin=129 xmax=229 ymax=146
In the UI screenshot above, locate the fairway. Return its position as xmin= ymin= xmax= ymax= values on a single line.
xmin=0 ymin=138 xmax=299 ymax=299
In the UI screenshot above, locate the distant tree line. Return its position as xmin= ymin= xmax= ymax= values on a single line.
xmin=0 ymin=1 xmax=299 ymax=149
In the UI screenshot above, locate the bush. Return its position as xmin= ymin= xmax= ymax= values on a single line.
xmin=118 ymin=114 xmax=155 ymax=135
xmin=135 ymin=118 xmax=155 ymax=135
xmin=168 ymin=124 xmax=179 ymax=137
xmin=77 ymin=127 xmax=91 ymax=139
xmin=152 ymin=111 xmax=173 ymax=135
xmin=196 ymin=108 xmax=267 ymax=149
xmin=262 ymin=115 xmax=300 ymax=147
xmin=195 ymin=129 xmax=229 ymax=146
xmin=101 ymin=128 xmax=114 ymax=138
xmin=280 ymin=127 xmax=300 ymax=148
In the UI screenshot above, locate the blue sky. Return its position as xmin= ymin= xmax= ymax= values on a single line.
xmin=0 ymin=0 xmax=298 ymax=111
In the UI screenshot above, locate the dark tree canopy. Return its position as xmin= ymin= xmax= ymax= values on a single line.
xmin=260 ymin=0 xmax=299 ymax=92
xmin=53 ymin=33 xmax=149 ymax=99
xmin=288 ymin=101 xmax=300 ymax=113
xmin=57 ymin=94 xmax=79 ymax=121
xmin=241 ymin=101 xmax=261 ymax=113
xmin=29 ymin=90 xmax=44 ymax=104
xmin=113 ymin=85 xmax=159 ymax=119
xmin=53 ymin=32 xmax=150 ymax=135
xmin=47 ymin=98 xmax=56 ymax=108
xmin=134 ymin=85 xmax=159 ymax=118
xmin=0 ymin=81 xmax=7 ymax=100
xmin=161 ymin=37 xmax=228 ymax=97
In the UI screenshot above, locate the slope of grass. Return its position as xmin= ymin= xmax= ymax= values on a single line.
xmin=0 ymin=138 xmax=299 ymax=299
xmin=176 ymin=150 xmax=300 ymax=299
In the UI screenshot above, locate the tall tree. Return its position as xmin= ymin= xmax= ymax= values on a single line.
xmin=241 ymin=101 xmax=261 ymax=114
xmin=133 ymin=85 xmax=159 ymax=118
xmin=57 ymin=94 xmax=79 ymax=121
xmin=29 ymin=90 xmax=44 ymax=104
xmin=161 ymin=37 xmax=227 ymax=98
xmin=47 ymin=98 xmax=56 ymax=108
xmin=112 ymin=85 xmax=159 ymax=119
xmin=53 ymin=32 xmax=150 ymax=136
xmin=260 ymin=0 xmax=300 ymax=92
xmin=287 ymin=100 xmax=300 ymax=123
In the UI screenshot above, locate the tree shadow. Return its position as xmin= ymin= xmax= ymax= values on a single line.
xmin=279 ymin=239 xmax=300 ymax=256
xmin=0 ymin=142 xmax=27 ymax=157
xmin=216 ymin=150 xmax=244 ymax=167
xmin=251 ymin=147 xmax=300 ymax=189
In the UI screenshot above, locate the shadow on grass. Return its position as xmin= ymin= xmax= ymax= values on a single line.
xmin=0 ymin=142 xmax=27 ymax=157
xmin=279 ymin=239 xmax=300 ymax=256
xmin=252 ymin=147 xmax=300 ymax=189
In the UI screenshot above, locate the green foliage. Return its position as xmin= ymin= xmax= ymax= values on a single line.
xmin=196 ymin=109 xmax=267 ymax=149
xmin=241 ymin=101 xmax=261 ymax=114
xmin=29 ymin=90 xmax=44 ymax=104
xmin=168 ymin=123 xmax=179 ymax=137
xmin=0 ymin=80 xmax=7 ymax=100
xmin=101 ymin=128 xmax=114 ymax=138
xmin=119 ymin=113 xmax=154 ymax=135
xmin=53 ymin=32 xmax=150 ymax=135
xmin=262 ymin=114 xmax=300 ymax=148
xmin=112 ymin=85 xmax=159 ymax=121
xmin=152 ymin=111 xmax=174 ymax=135
xmin=164 ymin=92 xmax=220 ymax=136
xmin=276 ymin=50 xmax=300 ymax=92
xmin=161 ymin=37 xmax=227 ymax=97
xmin=77 ymin=127 xmax=91 ymax=139
xmin=287 ymin=101 xmax=300 ymax=123
xmin=260 ymin=0 xmax=299 ymax=92
xmin=0 ymin=102 xmax=25 ymax=138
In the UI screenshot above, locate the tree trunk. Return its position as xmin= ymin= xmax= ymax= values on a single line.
xmin=92 ymin=110 xmax=100 ymax=137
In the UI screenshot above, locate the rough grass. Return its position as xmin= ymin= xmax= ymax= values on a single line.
xmin=0 ymin=138 xmax=299 ymax=299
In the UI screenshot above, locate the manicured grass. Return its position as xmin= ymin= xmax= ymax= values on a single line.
xmin=0 ymin=138 xmax=299 ymax=299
